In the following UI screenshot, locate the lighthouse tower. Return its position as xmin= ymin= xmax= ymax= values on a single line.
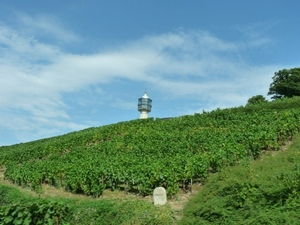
xmin=138 ymin=92 xmax=152 ymax=119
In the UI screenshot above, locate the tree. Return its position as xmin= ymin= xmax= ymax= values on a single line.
xmin=268 ymin=68 xmax=300 ymax=99
xmin=246 ymin=95 xmax=267 ymax=106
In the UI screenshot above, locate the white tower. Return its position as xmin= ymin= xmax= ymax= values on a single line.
xmin=138 ymin=92 xmax=152 ymax=119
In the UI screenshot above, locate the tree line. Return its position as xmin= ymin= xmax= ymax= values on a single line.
xmin=247 ymin=67 xmax=300 ymax=105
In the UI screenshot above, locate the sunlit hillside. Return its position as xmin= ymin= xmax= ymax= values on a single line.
xmin=1 ymin=97 xmax=300 ymax=224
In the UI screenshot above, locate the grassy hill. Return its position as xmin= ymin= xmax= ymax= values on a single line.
xmin=1 ymin=97 xmax=300 ymax=224
xmin=180 ymin=134 xmax=300 ymax=224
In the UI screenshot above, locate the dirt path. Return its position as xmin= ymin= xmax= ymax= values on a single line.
xmin=0 ymin=167 xmax=202 ymax=221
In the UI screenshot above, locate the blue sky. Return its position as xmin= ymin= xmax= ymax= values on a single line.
xmin=0 ymin=1 xmax=299 ymax=146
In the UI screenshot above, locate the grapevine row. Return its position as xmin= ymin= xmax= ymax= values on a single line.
xmin=1 ymin=101 xmax=300 ymax=196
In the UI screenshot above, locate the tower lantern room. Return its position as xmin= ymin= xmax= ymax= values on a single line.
xmin=138 ymin=92 xmax=152 ymax=119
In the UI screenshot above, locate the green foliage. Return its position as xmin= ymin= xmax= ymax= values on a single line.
xmin=65 ymin=199 xmax=174 ymax=225
xmin=1 ymin=98 xmax=300 ymax=198
xmin=237 ymin=96 xmax=300 ymax=113
xmin=0 ymin=183 xmax=174 ymax=224
xmin=246 ymin=94 xmax=267 ymax=106
xmin=1 ymin=97 xmax=300 ymax=223
xmin=0 ymin=199 xmax=69 ymax=225
xmin=268 ymin=67 xmax=300 ymax=99
xmin=0 ymin=185 xmax=26 ymax=207
xmin=180 ymin=134 xmax=300 ymax=224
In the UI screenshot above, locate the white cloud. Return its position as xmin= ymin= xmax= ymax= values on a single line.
xmin=235 ymin=22 xmax=276 ymax=49
xmin=0 ymin=25 xmax=61 ymax=62
xmin=17 ymin=12 xmax=80 ymax=43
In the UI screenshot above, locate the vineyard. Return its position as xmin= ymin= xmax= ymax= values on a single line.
xmin=1 ymin=97 xmax=300 ymax=197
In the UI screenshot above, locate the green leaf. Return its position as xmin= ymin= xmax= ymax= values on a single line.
xmin=4 ymin=216 xmax=13 ymax=223
xmin=23 ymin=217 xmax=31 ymax=225
xmin=14 ymin=218 xmax=23 ymax=225
xmin=47 ymin=218 xmax=55 ymax=225
xmin=17 ymin=211 xmax=23 ymax=218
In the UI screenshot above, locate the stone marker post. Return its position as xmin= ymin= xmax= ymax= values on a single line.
xmin=153 ymin=187 xmax=167 ymax=205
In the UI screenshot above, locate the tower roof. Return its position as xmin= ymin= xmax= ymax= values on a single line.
xmin=142 ymin=92 xmax=149 ymax=98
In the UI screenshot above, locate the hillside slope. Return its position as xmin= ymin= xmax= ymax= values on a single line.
xmin=1 ymin=97 xmax=300 ymax=224
xmin=1 ymin=97 xmax=300 ymax=197
xmin=180 ymin=134 xmax=300 ymax=224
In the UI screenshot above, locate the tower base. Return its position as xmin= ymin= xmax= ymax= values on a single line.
xmin=140 ymin=111 xmax=148 ymax=119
